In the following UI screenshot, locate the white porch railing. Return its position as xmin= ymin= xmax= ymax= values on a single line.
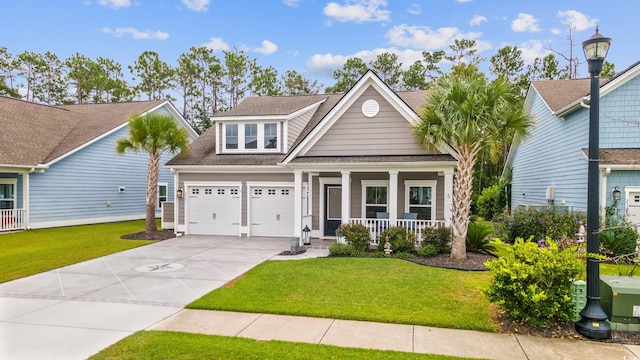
xmin=347 ymin=218 xmax=445 ymax=247
xmin=1 ymin=209 xmax=26 ymax=232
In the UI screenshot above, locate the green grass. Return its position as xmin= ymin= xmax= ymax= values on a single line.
xmin=90 ymin=331 xmax=472 ymax=360
xmin=0 ymin=220 xmax=155 ymax=283
xmin=601 ymin=262 xmax=639 ymax=276
xmin=188 ymin=258 xmax=495 ymax=332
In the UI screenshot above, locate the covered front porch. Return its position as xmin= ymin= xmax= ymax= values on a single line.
xmin=288 ymin=159 xmax=456 ymax=246
xmin=1 ymin=171 xmax=29 ymax=232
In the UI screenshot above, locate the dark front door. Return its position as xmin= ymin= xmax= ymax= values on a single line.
xmin=324 ymin=185 xmax=342 ymax=237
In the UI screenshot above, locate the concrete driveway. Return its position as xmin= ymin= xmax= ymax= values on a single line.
xmin=0 ymin=235 xmax=294 ymax=360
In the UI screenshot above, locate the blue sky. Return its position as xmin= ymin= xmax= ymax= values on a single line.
xmin=2 ymin=0 xmax=638 ymax=88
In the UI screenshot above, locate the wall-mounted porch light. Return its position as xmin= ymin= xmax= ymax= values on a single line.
xmin=612 ymin=186 xmax=621 ymax=201
xmin=176 ymin=188 xmax=184 ymax=199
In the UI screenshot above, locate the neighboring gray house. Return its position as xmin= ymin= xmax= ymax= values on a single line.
xmin=166 ymin=71 xmax=457 ymax=243
xmin=0 ymin=97 xmax=197 ymax=231
xmin=506 ymin=61 xmax=640 ymax=223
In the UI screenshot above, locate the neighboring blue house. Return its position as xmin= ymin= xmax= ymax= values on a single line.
xmin=0 ymin=97 xmax=197 ymax=231
xmin=506 ymin=61 xmax=640 ymax=224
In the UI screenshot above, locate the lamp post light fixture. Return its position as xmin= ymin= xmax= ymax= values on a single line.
xmin=575 ymin=27 xmax=612 ymax=340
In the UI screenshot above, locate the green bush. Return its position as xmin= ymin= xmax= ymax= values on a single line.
xmin=329 ymin=243 xmax=361 ymax=257
xmin=494 ymin=206 xmax=586 ymax=244
xmin=338 ymin=223 xmax=371 ymax=252
xmin=395 ymin=251 xmax=411 ymax=259
xmin=417 ymin=244 xmax=439 ymax=257
xmin=466 ymin=222 xmax=495 ymax=253
xmin=600 ymin=203 xmax=639 ymax=258
xmin=483 ymin=238 xmax=583 ymax=327
xmin=476 ymin=181 xmax=508 ymax=220
xmin=421 ymin=225 xmax=452 ymax=255
xmin=379 ymin=226 xmax=416 ymax=253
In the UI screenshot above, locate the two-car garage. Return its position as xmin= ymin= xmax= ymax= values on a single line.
xmin=185 ymin=183 xmax=294 ymax=237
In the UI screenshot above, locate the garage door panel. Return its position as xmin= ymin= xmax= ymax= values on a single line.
xmin=250 ymin=187 xmax=294 ymax=237
xmin=188 ymin=186 xmax=240 ymax=236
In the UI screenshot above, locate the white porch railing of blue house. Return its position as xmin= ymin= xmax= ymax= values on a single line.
xmin=347 ymin=218 xmax=445 ymax=247
xmin=1 ymin=209 xmax=26 ymax=232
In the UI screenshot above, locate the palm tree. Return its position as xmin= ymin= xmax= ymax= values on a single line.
xmin=117 ymin=113 xmax=189 ymax=233
xmin=414 ymin=67 xmax=532 ymax=260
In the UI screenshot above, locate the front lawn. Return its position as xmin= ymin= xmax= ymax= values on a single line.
xmin=188 ymin=257 xmax=495 ymax=332
xmin=90 ymin=331 xmax=470 ymax=360
xmin=0 ymin=220 xmax=155 ymax=283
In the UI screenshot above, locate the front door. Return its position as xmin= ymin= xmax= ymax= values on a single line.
xmin=324 ymin=185 xmax=342 ymax=237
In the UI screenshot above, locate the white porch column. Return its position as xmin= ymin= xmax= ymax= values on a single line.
xmin=341 ymin=171 xmax=351 ymax=224
xmin=22 ymin=171 xmax=30 ymax=229
xmin=389 ymin=171 xmax=398 ymax=224
xmin=294 ymin=170 xmax=303 ymax=242
xmin=443 ymin=169 xmax=454 ymax=227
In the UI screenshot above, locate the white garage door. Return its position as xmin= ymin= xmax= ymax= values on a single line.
xmin=627 ymin=191 xmax=640 ymax=227
xmin=188 ymin=186 xmax=240 ymax=235
xmin=250 ymin=186 xmax=294 ymax=237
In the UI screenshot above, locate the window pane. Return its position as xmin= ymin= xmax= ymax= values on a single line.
xmin=245 ymin=123 xmax=257 ymax=149
xmin=409 ymin=186 xmax=431 ymax=205
xmin=410 ymin=206 xmax=431 ymax=220
xmin=366 ymin=186 xmax=387 ymax=205
xmin=264 ymin=123 xmax=277 ymax=149
xmin=366 ymin=205 xmax=387 ymax=219
xmin=225 ymin=124 xmax=238 ymax=149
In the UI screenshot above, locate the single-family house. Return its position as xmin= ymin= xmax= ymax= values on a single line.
xmin=0 ymin=97 xmax=197 ymax=231
xmin=166 ymin=71 xmax=457 ymax=244
xmin=506 ymin=60 xmax=640 ymax=223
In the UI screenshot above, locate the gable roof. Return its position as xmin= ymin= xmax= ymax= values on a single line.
xmin=167 ymin=71 xmax=454 ymax=168
xmin=0 ymin=97 xmax=167 ymax=168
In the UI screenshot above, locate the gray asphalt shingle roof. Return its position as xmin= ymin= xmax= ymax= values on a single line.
xmin=0 ymin=96 xmax=165 ymax=166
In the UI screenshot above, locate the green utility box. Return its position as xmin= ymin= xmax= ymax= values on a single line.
xmin=600 ymin=275 xmax=640 ymax=325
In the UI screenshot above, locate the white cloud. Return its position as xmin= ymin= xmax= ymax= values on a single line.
xmin=557 ymin=10 xmax=597 ymax=31
xmin=182 ymin=0 xmax=210 ymax=12
xmin=306 ymin=47 xmax=425 ymax=77
xmin=456 ymin=0 xmax=472 ymax=3
xmin=254 ymin=40 xmax=278 ymax=55
xmin=97 ymin=0 xmax=131 ymax=9
xmin=511 ymin=13 xmax=541 ymax=33
xmin=408 ymin=4 xmax=420 ymax=15
xmin=386 ymin=24 xmax=480 ymax=50
xmin=282 ymin=0 xmax=301 ymax=6
xmin=519 ymin=39 xmax=551 ymax=64
xmin=202 ymin=37 xmax=229 ymax=52
xmin=551 ymin=28 xmax=562 ymax=35
xmin=470 ymin=15 xmax=487 ymax=26
xmin=323 ymin=0 xmax=390 ymax=23
xmin=102 ymin=27 xmax=169 ymax=40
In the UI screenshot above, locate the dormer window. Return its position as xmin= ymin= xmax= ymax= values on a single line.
xmin=223 ymin=122 xmax=280 ymax=152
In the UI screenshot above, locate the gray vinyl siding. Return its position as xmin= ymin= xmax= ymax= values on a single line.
xmin=305 ymin=87 xmax=430 ymax=156
xmin=176 ymin=172 xmax=294 ymax=226
xmin=288 ymin=109 xmax=315 ymax=150
xmin=28 ymin=126 xmax=177 ymax=226
xmin=511 ymin=92 xmax=589 ymax=211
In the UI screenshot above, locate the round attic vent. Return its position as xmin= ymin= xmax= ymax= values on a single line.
xmin=362 ymin=99 xmax=379 ymax=117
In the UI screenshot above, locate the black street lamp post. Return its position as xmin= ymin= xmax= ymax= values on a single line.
xmin=575 ymin=27 xmax=612 ymax=340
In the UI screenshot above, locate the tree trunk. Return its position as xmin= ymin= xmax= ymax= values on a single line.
xmin=451 ymin=145 xmax=479 ymax=260
xmin=145 ymin=152 xmax=160 ymax=233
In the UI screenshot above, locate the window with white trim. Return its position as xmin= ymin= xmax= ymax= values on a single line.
xmin=404 ymin=180 xmax=437 ymax=220
xmin=222 ymin=122 xmax=280 ymax=152
xmin=362 ymin=180 xmax=389 ymax=218
xmin=157 ymin=183 xmax=168 ymax=208
xmin=0 ymin=179 xmax=16 ymax=210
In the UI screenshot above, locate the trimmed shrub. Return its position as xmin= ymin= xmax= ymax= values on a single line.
xmin=395 ymin=251 xmax=411 ymax=259
xmin=494 ymin=206 xmax=586 ymax=244
xmin=379 ymin=226 xmax=416 ymax=253
xmin=483 ymin=238 xmax=583 ymax=327
xmin=328 ymin=243 xmax=354 ymax=257
xmin=421 ymin=225 xmax=452 ymax=255
xmin=338 ymin=223 xmax=371 ymax=253
xmin=417 ymin=244 xmax=439 ymax=257
xmin=466 ymin=222 xmax=495 ymax=253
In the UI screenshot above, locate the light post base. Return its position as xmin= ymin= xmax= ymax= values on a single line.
xmin=575 ymin=300 xmax=611 ymax=339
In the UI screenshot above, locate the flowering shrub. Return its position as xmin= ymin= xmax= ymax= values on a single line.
xmin=483 ymin=237 xmax=584 ymax=327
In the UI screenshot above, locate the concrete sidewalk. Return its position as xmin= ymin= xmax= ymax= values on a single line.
xmin=151 ymin=309 xmax=640 ymax=360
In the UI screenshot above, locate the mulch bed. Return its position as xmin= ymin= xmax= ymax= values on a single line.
xmin=121 ymin=229 xmax=176 ymax=241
